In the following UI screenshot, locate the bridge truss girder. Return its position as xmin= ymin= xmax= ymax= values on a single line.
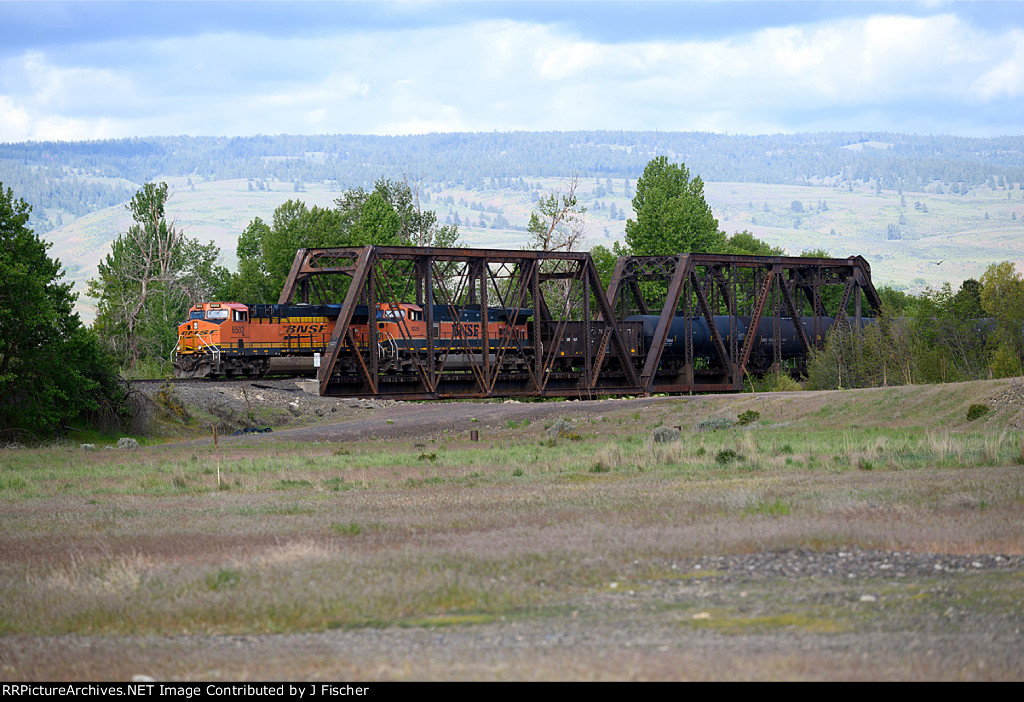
xmin=605 ymin=253 xmax=883 ymax=394
xmin=279 ymin=246 xmax=643 ymax=399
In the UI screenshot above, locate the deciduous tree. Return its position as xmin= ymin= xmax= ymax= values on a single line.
xmin=624 ymin=157 xmax=724 ymax=256
xmin=89 ymin=183 xmax=227 ymax=370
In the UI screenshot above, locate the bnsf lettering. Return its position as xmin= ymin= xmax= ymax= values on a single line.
xmin=180 ymin=329 xmax=213 ymax=338
xmin=286 ymin=324 xmax=327 ymax=334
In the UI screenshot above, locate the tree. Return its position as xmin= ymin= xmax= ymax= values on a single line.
xmin=624 ymin=157 xmax=724 ymax=256
xmin=226 ymin=178 xmax=460 ymax=304
xmin=726 ymin=230 xmax=784 ymax=257
xmin=0 ymin=183 xmax=124 ymax=433
xmin=89 ymin=183 xmax=227 ymax=369
xmin=527 ymin=176 xmax=586 ymax=253
xmin=980 ymin=261 xmax=1024 ymax=367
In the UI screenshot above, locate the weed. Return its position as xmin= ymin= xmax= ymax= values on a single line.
xmin=511 ymin=467 xmax=524 ymax=477
xmin=331 ymin=521 xmax=362 ymax=536
xmin=206 ymin=568 xmax=241 ymax=591
xmin=275 ymin=479 xmax=314 ymax=490
xmin=507 ymin=418 xmax=531 ymax=429
xmin=323 ymin=477 xmax=349 ymax=492
xmin=418 ymin=452 xmax=438 ymax=462
xmin=748 ymin=499 xmax=792 ymax=516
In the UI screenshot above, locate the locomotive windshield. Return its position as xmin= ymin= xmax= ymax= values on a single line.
xmin=189 ymin=309 xmax=229 ymax=321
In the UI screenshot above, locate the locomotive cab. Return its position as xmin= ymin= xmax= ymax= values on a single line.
xmin=174 ymin=302 xmax=253 ymax=378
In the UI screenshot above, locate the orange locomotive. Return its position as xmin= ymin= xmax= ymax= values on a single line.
xmin=173 ymin=301 xmax=533 ymax=379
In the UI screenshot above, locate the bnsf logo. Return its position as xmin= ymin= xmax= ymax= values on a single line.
xmin=286 ymin=324 xmax=327 ymax=334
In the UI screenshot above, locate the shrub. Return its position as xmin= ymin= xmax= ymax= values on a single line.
xmin=966 ymin=404 xmax=990 ymax=421
xmin=698 ymin=417 xmax=734 ymax=432
xmin=737 ymin=410 xmax=761 ymax=426
xmin=651 ymin=426 xmax=681 ymax=443
xmin=767 ymin=372 xmax=803 ymax=392
xmin=546 ymin=419 xmax=574 ymax=437
xmin=715 ymin=449 xmax=742 ymax=464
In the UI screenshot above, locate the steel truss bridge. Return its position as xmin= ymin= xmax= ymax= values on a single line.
xmin=278 ymin=246 xmax=882 ymax=399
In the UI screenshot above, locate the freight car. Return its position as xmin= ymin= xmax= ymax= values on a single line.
xmin=626 ymin=314 xmax=852 ymax=375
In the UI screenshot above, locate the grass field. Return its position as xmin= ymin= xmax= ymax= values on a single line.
xmin=1 ymin=380 xmax=1023 ymax=680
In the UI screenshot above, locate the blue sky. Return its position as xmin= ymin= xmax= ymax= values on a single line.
xmin=1 ymin=1 xmax=1022 ymax=140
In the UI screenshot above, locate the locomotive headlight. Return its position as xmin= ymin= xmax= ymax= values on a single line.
xmin=194 ymin=322 xmax=199 ymax=330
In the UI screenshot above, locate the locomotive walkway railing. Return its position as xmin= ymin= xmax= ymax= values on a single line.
xmin=277 ymin=246 xmax=882 ymax=399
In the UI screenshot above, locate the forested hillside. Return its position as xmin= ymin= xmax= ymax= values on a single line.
xmin=3 ymin=131 xmax=1023 ymax=236
xmin=1 ymin=130 xmax=1022 ymax=318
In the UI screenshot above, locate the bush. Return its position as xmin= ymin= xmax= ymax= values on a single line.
xmin=737 ymin=410 xmax=761 ymax=426
xmin=966 ymin=404 xmax=990 ymax=421
xmin=651 ymin=426 xmax=681 ymax=443
xmin=546 ymin=419 xmax=574 ymax=437
xmin=697 ymin=417 xmax=734 ymax=432
xmin=764 ymin=372 xmax=803 ymax=392
xmin=715 ymin=449 xmax=742 ymax=464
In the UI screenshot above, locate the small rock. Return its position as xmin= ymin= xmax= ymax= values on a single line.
xmin=859 ymin=594 xmax=877 ymax=602
xmin=80 ymin=444 xmax=96 ymax=451
xmin=117 ymin=438 xmax=139 ymax=450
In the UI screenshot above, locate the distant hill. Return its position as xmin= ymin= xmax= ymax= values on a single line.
xmin=1 ymin=130 xmax=1021 ymax=318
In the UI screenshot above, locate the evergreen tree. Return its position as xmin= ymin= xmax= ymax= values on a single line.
xmin=0 ymin=183 xmax=123 ymax=433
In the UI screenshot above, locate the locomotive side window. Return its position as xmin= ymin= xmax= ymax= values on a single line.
xmin=233 ymin=310 xmax=248 ymax=322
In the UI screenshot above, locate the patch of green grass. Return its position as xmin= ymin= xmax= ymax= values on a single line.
xmin=747 ymin=499 xmax=792 ymax=517
xmin=685 ymin=610 xmax=849 ymax=634
xmin=331 ymin=521 xmax=362 ymax=536
xmin=206 ymin=568 xmax=241 ymax=591
xmin=275 ymin=479 xmax=314 ymax=490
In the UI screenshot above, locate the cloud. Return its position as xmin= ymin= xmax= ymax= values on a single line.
xmin=0 ymin=10 xmax=1022 ymax=141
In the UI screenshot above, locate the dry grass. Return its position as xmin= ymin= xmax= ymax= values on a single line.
xmin=1 ymin=379 xmax=1023 ymax=679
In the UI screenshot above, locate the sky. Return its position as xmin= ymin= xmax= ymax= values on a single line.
xmin=0 ymin=1 xmax=1022 ymax=141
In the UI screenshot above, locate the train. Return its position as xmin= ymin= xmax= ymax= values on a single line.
xmin=174 ymin=300 xmax=843 ymax=380
xmin=173 ymin=300 xmax=535 ymax=379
